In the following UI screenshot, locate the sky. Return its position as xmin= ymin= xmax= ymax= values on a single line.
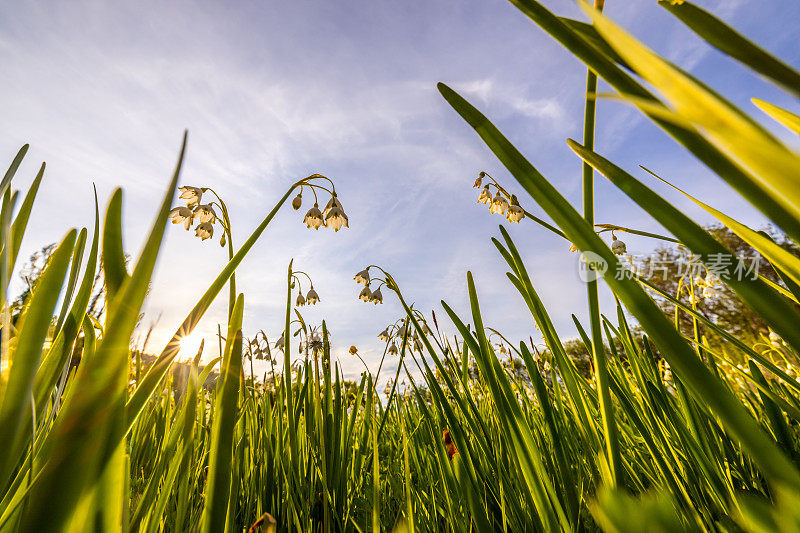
xmin=1 ymin=0 xmax=799 ymax=383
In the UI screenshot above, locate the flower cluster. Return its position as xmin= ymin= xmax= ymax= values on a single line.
xmin=474 ymin=171 xmax=525 ymax=224
xmin=353 ymin=268 xmax=384 ymax=304
xmin=291 ymin=269 xmax=321 ymax=307
xmin=248 ymin=332 xmax=276 ymax=363
xmin=170 ymin=186 xmax=229 ymax=246
xmin=297 ymin=192 xmax=349 ymax=232
xmin=376 ymin=316 xmax=432 ymax=355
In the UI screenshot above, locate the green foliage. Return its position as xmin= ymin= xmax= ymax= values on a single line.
xmin=1 ymin=1 xmax=800 ymax=531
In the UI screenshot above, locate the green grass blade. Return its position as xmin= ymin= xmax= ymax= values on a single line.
xmin=506 ymin=0 xmax=800 ymax=242
xmin=569 ymin=141 xmax=800 ymax=353
xmin=752 ymin=98 xmax=800 ymax=136
xmin=437 ymin=81 xmax=800 ymax=491
xmin=659 ymin=0 xmax=800 ymax=98
xmin=202 ymin=294 xmax=244 ymax=533
xmin=0 ymin=230 xmax=76 ymax=486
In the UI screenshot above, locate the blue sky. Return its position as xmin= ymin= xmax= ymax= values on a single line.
xmin=1 ymin=0 xmax=798 ymax=381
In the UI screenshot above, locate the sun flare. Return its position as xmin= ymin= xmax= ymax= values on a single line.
xmin=177 ymin=333 xmax=204 ymax=362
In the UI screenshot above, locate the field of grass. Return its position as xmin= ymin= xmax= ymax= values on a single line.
xmin=2 ymin=1 xmax=800 ymax=531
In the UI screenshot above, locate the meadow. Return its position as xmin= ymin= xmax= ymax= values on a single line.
xmin=2 ymin=0 xmax=800 ymax=531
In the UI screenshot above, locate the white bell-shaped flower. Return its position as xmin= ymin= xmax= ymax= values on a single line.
xmin=195 ymin=222 xmax=214 ymax=241
xmin=388 ymin=342 xmax=398 ymax=355
xmin=396 ymin=324 xmax=407 ymax=339
xmin=611 ymin=235 xmax=626 ymax=255
xmin=169 ymin=206 xmax=193 ymax=230
xmin=769 ymin=330 xmax=782 ymax=347
xmin=354 ymin=269 xmax=370 ymax=285
xmin=304 ymin=204 xmax=324 ymax=230
xmin=306 ymin=287 xmax=320 ymax=304
xmin=358 ymin=286 xmax=372 ymax=302
xmin=506 ymin=205 xmax=524 ymax=223
xmin=192 ymin=204 xmax=217 ymax=224
xmin=323 ymin=196 xmax=344 ymax=217
xmin=370 ymin=288 xmax=383 ymax=304
xmin=477 ymin=185 xmax=492 ymax=205
xmin=275 ymin=333 xmax=285 ymax=352
xmin=324 ymin=206 xmax=348 ymax=232
xmin=378 ymin=328 xmax=390 ymax=341
xmin=296 ymin=292 xmax=306 ymax=306
xmin=489 ymin=192 xmax=509 ymax=215
xmin=179 ymin=186 xmax=203 ymax=207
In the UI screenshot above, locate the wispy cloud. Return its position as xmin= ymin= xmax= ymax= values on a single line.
xmin=0 ymin=0 xmax=795 ymax=380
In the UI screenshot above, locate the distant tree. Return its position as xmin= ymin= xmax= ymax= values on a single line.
xmin=12 ymin=244 xmax=108 ymax=323
xmin=637 ymin=224 xmax=800 ymax=345
xmin=11 ymin=243 xmax=56 ymax=323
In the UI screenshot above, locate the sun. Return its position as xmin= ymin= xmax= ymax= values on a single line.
xmin=177 ymin=333 xmax=204 ymax=361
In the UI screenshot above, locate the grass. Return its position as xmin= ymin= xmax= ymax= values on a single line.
xmin=2 ymin=0 xmax=800 ymax=531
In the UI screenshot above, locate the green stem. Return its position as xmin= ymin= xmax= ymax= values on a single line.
xmin=582 ymin=0 xmax=623 ymax=488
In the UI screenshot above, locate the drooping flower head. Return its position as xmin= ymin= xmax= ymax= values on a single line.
xmin=323 ymin=195 xmax=344 ymax=218
xmin=477 ymin=185 xmax=492 ymax=205
xmin=473 ymin=171 xmax=485 ymax=188
xmin=370 ymin=288 xmax=383 ymax=304
xmin=169 ymin=206 xmax=193 ymax=230
xmin=349 ymin=345 xmax=358 ymax=355
xmin=378 ymin=328 xmax=390 ymax=341
xmin=192 ymin=204 xmax=217 ymax=224
xmin=296 ymin=292 xmax=306 ymax=306
xmin=396 ymin=324 xmax=407 ymax=339
xmin=506 ymin=195 xmax=524 ymax=223
xmin=769 ymin=330 xmax=782 ymax=347
xmin=179 ymin=186 xmax=203 ymax=207
xmin=489 ymin=191 xmax=509 ymax=215
xmin=354 ymin=268 xmax=370 ymax=285
xmin=388 ymin=342 xmax=398 ymax=355
xmin=306 ymin=287 xmax=320 ymax=304
xmin=195 ymin=222 xmax=214 ymax=240
xmin=324 ymin=206 xmax=348 ymax=232
xmin=275 ymin=333 xmax=285 ymax=352
xmin=304 ymin=204 xmax=324 ymax=230
xmin=358 ymin=286 xmax=372 ymax=302
xmin=611 ymin=235 xmax=627 ymax=255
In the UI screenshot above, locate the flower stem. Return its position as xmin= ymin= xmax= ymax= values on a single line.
xmin=582 ymin=0 xmax=623 ymax=489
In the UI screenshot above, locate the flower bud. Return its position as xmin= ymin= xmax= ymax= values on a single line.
xmin=292 ymin=193 xmax=303 ymax=210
